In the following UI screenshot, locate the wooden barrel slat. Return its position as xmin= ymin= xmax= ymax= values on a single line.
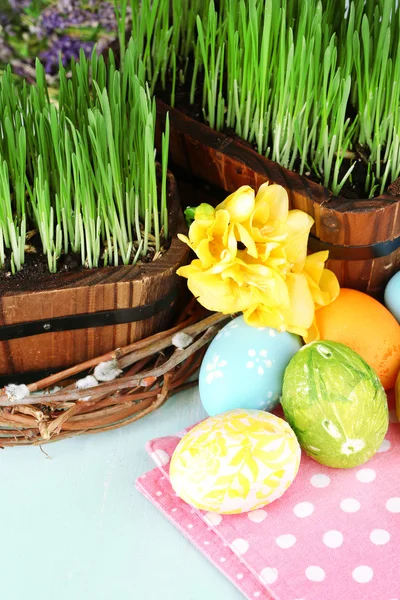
xmin=156 ymin=101 xmax=400 ymax=295
xmin=0 ymin=174 xmax=189 ymax=376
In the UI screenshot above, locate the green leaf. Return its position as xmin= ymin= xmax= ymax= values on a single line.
xmin=184 ymin=206 xmax=196 ymax=228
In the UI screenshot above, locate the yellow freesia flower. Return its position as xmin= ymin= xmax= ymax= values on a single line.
xmin=177 ymin=183 xmax=339 ymax=340
xmin=216 ymin=185 xmax=255 ymax=222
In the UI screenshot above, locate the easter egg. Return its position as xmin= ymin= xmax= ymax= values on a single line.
xmin=314 ymin=288 xmax=400 ymax=389
xmin=385 ymin=271 xmax=400 ymax=323
xmin=282 ymin=341 xmax=389 ymax=468
xmin=170 ymin=409 xmax=301 ymax=514
xmin=199 ymin=316 xmax=302 ymax=416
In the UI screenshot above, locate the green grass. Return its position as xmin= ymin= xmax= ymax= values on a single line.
xmin=3 ymin=0 xmax=400 ymax=276
xmin=118 ymin=0 xmax=400 ymax=199
xmin=0 ymin=42 xmax=170 ymax=274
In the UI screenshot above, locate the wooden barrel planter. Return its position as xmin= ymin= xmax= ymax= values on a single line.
xmin=156 ymin=101 xmax=400 ymax=297
xmin=0 ymin=173 xmax=190 ymax=377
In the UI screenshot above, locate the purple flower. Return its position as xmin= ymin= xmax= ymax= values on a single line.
xmin=40 ymin=1 xmax=118 ymax=34
xmin=8 ymin=0 xmax=31 ymax=9
xmin=39 ymin=36 xmax=95 ymax=73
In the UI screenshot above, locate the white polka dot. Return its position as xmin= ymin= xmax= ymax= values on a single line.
xmin=254 ymin=593 xmax=260 ymax=598
xmin=352 ymin=566 xmax=373 ymax=583
xmin=248 ymin=509 xmax=268 ymax=523
xmin=293 ymin=502 xmax=314 ymax=518
xmin=171 ymin=508 xmax=177 ymax=513
xmin=356 ymin=468 xmax=376 ymax=483
xmin=305 ymin=566 xmax=325 ymax=582
xmin=260 ymin=567 xmax=278 ymax=584
xmin=275 ymin=534 xmax=296 ymax=549
xmin=370 ymin=529 xmax=390 ymax=545
xmin=150 ymin=449 xmax=170 ymax=466
xmin=237 ymin=574 xmax=244 ymax=580
xmin=386 ymin=497 xmax=400 ymax=513
xmin=310 ymin=474 xmax=331 ymax=488
xmin=377 ymin=439 xmax=391 ymax=452
xmin=204 ymin=512 xmax=222 ymax=526
xmin=155 ymin=491 xmax=162 ymax=496
xmin=220 ymin=557 xmax=226 ymax=563
xmin=187 ymin=524 xmax=193 ymax=529
xmin=268 ymin=329 xmax=277 ymax=337
xmin=389 ymin=410 xmax=398 ymax=423
xmin=248 ymin=349 xmax=256 ymax=357
xmin=204 ymin=541 xmax=210 ymax=545
xmin=340 ymin=498 xmax=360 ymax=513
xmin=323 ymin=530 xmax=343 ymax=548
xmin=231 ymin=538 xmax=249 ymax=555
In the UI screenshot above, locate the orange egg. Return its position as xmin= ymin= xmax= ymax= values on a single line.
xmin=315 ymin=288 xmax=400 ymax=390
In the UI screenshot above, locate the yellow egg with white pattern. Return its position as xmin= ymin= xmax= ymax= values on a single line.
xmin=170 ymin=409 xmax=301 ymax=514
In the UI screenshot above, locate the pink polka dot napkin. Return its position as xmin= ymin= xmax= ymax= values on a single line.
xmin=136 ymin=395 xmax=400 ymax=600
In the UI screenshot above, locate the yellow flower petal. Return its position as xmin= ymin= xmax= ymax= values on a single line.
xmin=319 ymin=268 xmax=340 ymax=304
xmin=255 ymin=183 xmax=289 ymax=223
xmin=184 ymin=271 xmax=254 ymax=314
xmin=283 ymin=210 xmax=314 ymax=269
xmin=243 ymin=304 xmax=285 ymax=331
xmin=216 ymin=186 xmax=255 ymax=223
xmin=210 ymin=209 xmax=231 ymax=240
xmin=246 ymin=185 xmax=290 ymax=244
xmin=235 ymin=223 xmax=258 ymax=258
xmin=177 ymin=233 xmax=191 ymax=247
xmin=303 ymin=318 xmax=320 ymax=343
xmin=302 ymin=252 xmax=340 ymax=308
xmin=305 ymin=268 xmax=340 ymax=308
xmin=195 ymin=238 xmax=219 ymax=268
xmin=279 ymin=272 xmax=315 ymax=335
xmin=176 ymin=259 xmax=203 ymax=279
xmin=303 ymin=251 xmax=329 ymax=282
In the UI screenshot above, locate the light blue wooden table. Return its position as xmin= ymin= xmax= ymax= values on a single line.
xmin=0 ymin=387 xmax=245 ymax=600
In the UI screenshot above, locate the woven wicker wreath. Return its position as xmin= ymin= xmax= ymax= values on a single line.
xmin=0 ymin=301 xmax=229 ymax=446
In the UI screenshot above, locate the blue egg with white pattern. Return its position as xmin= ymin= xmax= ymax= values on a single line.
xmin=384 ymin=271 xmax=400 ymax=323
xmin=199 ymin=315 xmax=302 ymax=416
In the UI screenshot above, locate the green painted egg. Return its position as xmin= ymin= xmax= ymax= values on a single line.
xmin=281 ymin=341 xmax=389 ymax=468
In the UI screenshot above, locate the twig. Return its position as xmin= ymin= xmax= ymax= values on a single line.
xmin=0 ymin=322 xmax=222 ymax=407
xmin=20 ymin=311 xmax=226 ymax=394
xmin=25 ymin=311 xmax=203 ymax=393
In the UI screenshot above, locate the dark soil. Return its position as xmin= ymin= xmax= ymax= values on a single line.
xmin=0 ymin=233 xmax=157 ymax=293
xmin=1 ymin=165 xmax=165 ymax=291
